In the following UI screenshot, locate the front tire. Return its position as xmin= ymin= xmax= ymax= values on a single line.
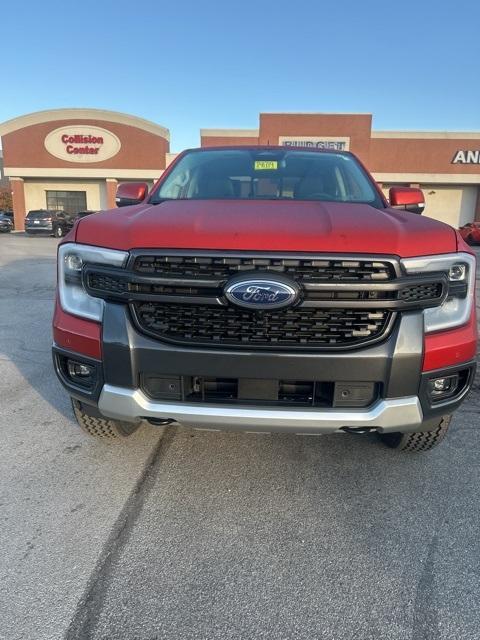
xmin=54 ymin=225 xmax=65 ymax=238
xmin=378 ymin=415 xmax=452 ymax=452
xmin=72 ymin=399 xmax=140 ymax=439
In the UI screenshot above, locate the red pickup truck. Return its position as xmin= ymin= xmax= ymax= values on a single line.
xmin=53 ymin=147 xmax=477 ymax=452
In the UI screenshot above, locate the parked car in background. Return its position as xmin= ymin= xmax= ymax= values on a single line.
xmin=74 ymin=210 xmax=98 ymax=220
xmin=0 ymin=213 xmax=13 ymax=232
xmin=0 ymin=209 xmax=14 ymax=228
xmin=75 ymin=210 xmax=97 ymax=218
xmin=459 ymin=222 xmax=480 ymax=245
xmin=25 ymin=209 xmax=75 ymax=237
xmin=25 ymin=209 xmax=99 ymax=238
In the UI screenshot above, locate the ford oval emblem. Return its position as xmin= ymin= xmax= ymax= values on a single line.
xmin=225 ymin=277 xmax=299 ymax=310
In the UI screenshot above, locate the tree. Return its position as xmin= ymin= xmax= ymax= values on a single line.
xmin=0 ymin=187 xmax=12 ymax=211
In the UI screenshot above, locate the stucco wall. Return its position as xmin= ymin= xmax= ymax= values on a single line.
xmin=201 ymin=135 xmax=259 ymax=147
xmin=370 ymin=137 xmax=480 ymax=176
xmin=421 ymin=186 xmax=478 ymax=227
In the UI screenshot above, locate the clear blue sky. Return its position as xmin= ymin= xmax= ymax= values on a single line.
xmin=2 ymin=0 xmax=479 ymax=152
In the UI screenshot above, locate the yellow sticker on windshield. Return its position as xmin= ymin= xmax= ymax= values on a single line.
xmin=254 ymin=160 xmax=278 ymax=170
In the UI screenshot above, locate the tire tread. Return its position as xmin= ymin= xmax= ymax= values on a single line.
xmin=379 ymin=415 xmax=452 ymax=452
xmin=72 ymin=400 xmax=138 ymax=438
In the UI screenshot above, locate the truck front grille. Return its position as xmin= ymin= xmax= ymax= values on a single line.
xmin=133 ymin=254 xmax=396 ymax=282
xmin=132 ymin=302 xmax=393 ymax=350
xmin=84 ymin=252 xmax=448 ymax=352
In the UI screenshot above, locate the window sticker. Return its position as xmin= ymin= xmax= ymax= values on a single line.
xmin=254 ymin=160 xmax=278 ymax=170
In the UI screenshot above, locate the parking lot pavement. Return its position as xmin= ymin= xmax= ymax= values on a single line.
xmin=1 ymin=234 xmax=479 ymax=640
xmin=0 ymin=234 xmax=163 ymax=640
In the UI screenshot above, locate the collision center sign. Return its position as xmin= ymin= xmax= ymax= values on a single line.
xmin=279 ymin=136 xmax=350 ymax=151
xmin=44 ymin=125 xmax=121 ymax=163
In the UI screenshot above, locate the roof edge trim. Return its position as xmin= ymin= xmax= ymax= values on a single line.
xmin=0 ymin=108 xmax=170 ymax=140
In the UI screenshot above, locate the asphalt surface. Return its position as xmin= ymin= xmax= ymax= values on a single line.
xmin=1 ymin=233 xmax=479 ymax=640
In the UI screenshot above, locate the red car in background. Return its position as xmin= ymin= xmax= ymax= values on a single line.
xmin=459 ymin=222 xmax=480 ymax=245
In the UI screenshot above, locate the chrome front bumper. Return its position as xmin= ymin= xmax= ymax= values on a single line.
xmin=98 ymin=384 xmax=424 ymax=434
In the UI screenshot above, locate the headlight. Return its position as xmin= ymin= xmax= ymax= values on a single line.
xmin=58 ymin=243 xmax=128 ymax=321
xmin=401 ymin=252 xmax=476 ymax=333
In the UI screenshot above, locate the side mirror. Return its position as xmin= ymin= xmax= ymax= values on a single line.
xmin=116 ymin=182 xmax=149 ymax=207
xmin=389 ymin=187 xmax=425 ymax=215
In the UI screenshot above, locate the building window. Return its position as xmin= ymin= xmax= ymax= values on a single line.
xmin=46 ymin=190 xmax=87 ymax=214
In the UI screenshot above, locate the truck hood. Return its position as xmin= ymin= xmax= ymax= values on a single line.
xmin=75 ymin=200 xmax=457 ymax=257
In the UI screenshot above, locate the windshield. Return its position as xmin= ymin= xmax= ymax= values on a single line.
xmin=152 ymin=149 xmax=381 ymax=206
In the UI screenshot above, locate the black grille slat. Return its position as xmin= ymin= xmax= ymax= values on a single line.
xmin=88 ymin=270 xmax=443 ymax=306
xmin=132 ymin=303 xmax=392 ymax=349
xmin=133 ymin=255 xmax=395 ymax=282
xmin=399 ymin=282 xmax=443 ymax=302
xmin=88 ymin=274 xmax=129 ymax=294
xmin=87 ymin=273 xmax=219 ymax=298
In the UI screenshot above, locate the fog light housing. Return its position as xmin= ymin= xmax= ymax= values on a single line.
xmin=448 ymin=263 xmax=467 ymax=281
xmin=65 ymin=253 xmax=83 ymax=272
xmin=67 ymin=359 xmax=95 ymax=387
xmin=427 ymin=374 xmax=459 ymax=400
